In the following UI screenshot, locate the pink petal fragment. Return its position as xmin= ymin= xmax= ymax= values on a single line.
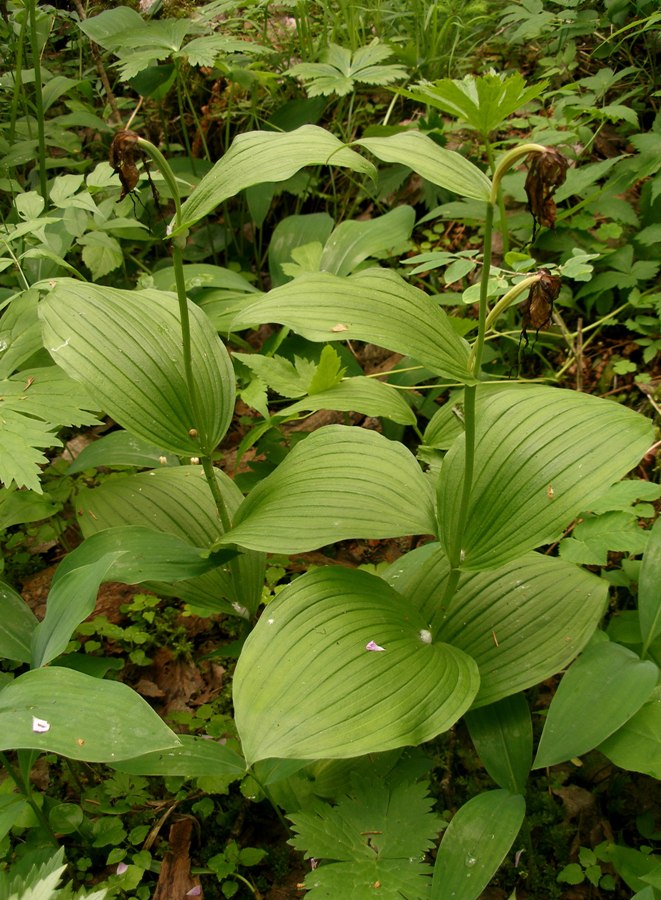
xmin=186 ymin=886 xmax=202 ymax=896
xmin=116 ymin=862 xmax=129 ymax=875
xmin=365 ymin=640 xmax=386 ymax=652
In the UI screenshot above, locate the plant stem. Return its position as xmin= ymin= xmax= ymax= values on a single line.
xmin=27 ymin=0 xmax=48 ymax=203
xmin=0 ymin=751 xmax=58 ymax=845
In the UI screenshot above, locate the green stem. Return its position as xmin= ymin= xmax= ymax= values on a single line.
xmin=483 ymin=274 xmax=541 ymax=334
xmin=27 ymin=0 xmax=48 ymax=203
xmin=0 ymin=751 xmax=58 ymax=845
xmin=469 ymin=202 xmax=494 ymax=379
xmin=8 ymin=5 xmax=26 ymax=143
xmin=486 ymin=140 xmax=509 ymax=256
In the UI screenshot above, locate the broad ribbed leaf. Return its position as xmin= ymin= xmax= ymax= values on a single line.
xmin=218 ymin=425 xmax=436 ymax=554
xmin=234 ymin=567 xmax=479 ymax=765
xmin=0 ymin=667 xmax=179 ymax=762
xmin=438 ymin=384 xmax=653 ymax=570
xmin=175 ymin=126 xmax=376 ymax=234
xmin=599 ymin=686 xmax=661 ymax=779
xmin=68 ymin=431 xmax=180 ymax=473
xmin=232 ymin=269 xmax=471 ymax=382
xmin=464 ymin=694 xmax=532 ymax=794
xmin=639 ymin=517 xmax=661 ymax=653
xmin=40 ymin=280 xmax=235 ymax=457
xmin=533 ymin=642 xmax=658 ymax=768
xmin=356 ymin=132 xmax=492 ymax=201
xmin=112 ymin=735 xmax=246 ymax=778
xmin=319 ymin=205 xmax=415 ymax=276
xmin=31 ymin=526 xmax=230 ymax=668
xmin=432 ymin=790 xmax=525 ymax=900
xmin=0 ymin=583 xmax=37 ymax=664
xmin=77 ymin=467 xmax=265 ymax=617
xmin=384 ymin=544 xmax=606 ymax=706
xmin=281 ymin=377 xmax=416 ymax=425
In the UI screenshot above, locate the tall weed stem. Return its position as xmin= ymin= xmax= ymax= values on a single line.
xmin=27 ymin=0 xmax=48 ymax=202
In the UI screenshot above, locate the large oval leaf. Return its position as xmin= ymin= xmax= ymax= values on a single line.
xmin=112 ymin=734 xmax=246 ymax=778
xmin=0 ymin=667 xmax=179 ymax=762
xmin=357 ymin=131 xmax=492 ymax=201
xmin=437 ymin=384 xmax=653 ymax=570
xmin=218 ymin=425 xmax=437 ymax=554
xmin=464 ymin=694 xmax=532 ymax=795
xmin=431 ymin=790 xmax=525 ymax=900
xmin=280 ymin=376 xmax=416 ymax=426
xmin=0 ymin=583 xmax=38 ymax=664
xmin=176 ymin=126 xmax=376 ymax=234
xmin=233 ymin=567 xmax=479 ymax=765
xmin=40 ymin=279 xmax=235 ymax=457
xmin=231 ymin=268 xmax=471 ymax=382
xmin=384 ymin=543 xmax=606 ymax=706
xmin=533 ymin=641 xmax=658 ymax=768
xmin=599 ymin=686 xmax=661 ymax=779
xmin=76 ymin=467 xmax=265 ymax=617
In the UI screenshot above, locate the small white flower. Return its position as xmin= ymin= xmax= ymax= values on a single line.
xmin=365 ymin=640 xmax=386 ymax=652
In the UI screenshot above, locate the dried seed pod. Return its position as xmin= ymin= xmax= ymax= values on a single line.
xmin=524 ymin=148 xmax=569 ymax=235
xmin=109 ymin=130 xmax=141 ymax=200
xmin=520 ymin=268 xmax=561 ymax=347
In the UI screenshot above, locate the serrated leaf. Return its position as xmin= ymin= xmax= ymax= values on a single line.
xmin=0 ymin=289 xmax=43 ymax=378
xmin=233 ymin=352 xmax=311 ymax=398
xmin=218 ymin=425 xmax=436 ymax=554
xmin=232 ymin=268 xmax=471 ymax=382
xmin=438 ymin=384 xmax=653 ymax=570
xmin=176 ymin=126 xmax=376 ymax=234
xmin=176 ymin=34 xmax=268 ymax=67
xmin=533 ymin=642 xmax=658 ymax=768
xmin=290 ymin=775 xmax=438 ymax=898
xmin=307 ymin=345 xmax=345 ymax=394
xmin=559 ymin=511 xmax=649 ymax=565
xmin=383 ymin=544 xmax=607 ymax=706
xmin=0 ymin=667 xmax=180 ymax=762
xmin=357 ymin=131 xmax=492 ymax=202
xmin=289 ymin=40 xmax=407 ymax=97
xmin=233 ymin=567 xmax=479 ymax=764
xmin=280 ymin=376 xmax=416 ymax=426
xmin=432 ymin=790 xmax=525 ymax=900
xmin=40 ymin=280 xmax=235 ymax=457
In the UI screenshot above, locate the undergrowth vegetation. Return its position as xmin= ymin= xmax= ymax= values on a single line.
xmin=0 ymin=0 xmax=660 ymax=897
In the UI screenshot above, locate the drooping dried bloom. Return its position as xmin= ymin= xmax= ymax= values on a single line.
xmin=109 ymin=130 xmax=141 ymax=200
xmin=524 ymin=148 xmax=569 ymax=235
xmin=520 ymin=268 xmax=561 ymax=347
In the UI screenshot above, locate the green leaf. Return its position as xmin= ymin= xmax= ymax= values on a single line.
xmin=280 ymin=376 xmax=416 ymax=426
xmin=356 ymin=131 xmax=492 ymax=201
xmin=68 ymin=430 xmax=180 ymax=473
xmin=464 ymin=694 xmax=532 ymax=794
xmin=403 ymin=73 xmax=547 ymax=137
xmin=76 ymin=467 xmax=265 ymax=617
xmin=31 ymin=526 xmax=230 ymax=668
xmin=431 ymin=790 xmax=525 ymax=900
xmin=290 ymin=775 xmax=439 ymax=898
xmin=639 ymin=517 xmax=661 ymax=653
xmin=0 ymin=289 xmax=43 ymax=378
xmin=233 ymin=352 xmax=314 ymax=399
xmin=0 ymin=487 xmax=59 ymax=530
xmin=599 ymin=686 xmax=661 ymax=779
xmin=383 ymin=544 xmax=607 ymax=706
xmin=289 ymin=40 xmax=408 ymax=98
xmin=218 ymin=425 xmax=436 ymax=554
xmin=233 ymin=567 xmax=479 ymax=765
xmin=78 ymin=232 xmax=123 ymax=279
xmin=0 ymin=583 xmax=38 ymax=664
xmin=177 ymin=34 xmax=269 ymax=67
xmin=176 ymin=126 xmax=376 ymax=234
xmin=438 ymin=384 xmax=653 ymax=570
xmin=319 ymin=206 xmax=415 ymax=277
xmin=40 ymin=279 xmax=235 ymax=457
xmin=232 ymin=269 xmax=471 ymax=382
xmin=0 ymin=667 xmax=180 ymax=762
xmin=533 ymin=642 xmax=659 ymax=768
xmin=111 ymin=734 xmax=246 ymax=778
xmin=307 ymin=345 xmax=345 ymax=394
xmin=559 ymin=511 xmax=650 ymax=565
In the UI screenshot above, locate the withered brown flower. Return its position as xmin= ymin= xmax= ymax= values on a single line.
xmin=520 ymin=268 xmax=561 ymax=348
xmin=524 ymin=148 xmax=569 ymax=236
xmin=109 ymin=130 xmax=142 ymax=200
